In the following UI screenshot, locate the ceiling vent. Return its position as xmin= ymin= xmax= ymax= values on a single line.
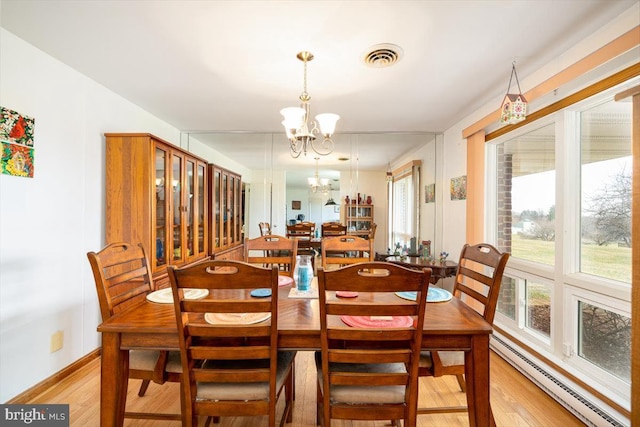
xmin=363 ymin=44 xmax=403 ymax=68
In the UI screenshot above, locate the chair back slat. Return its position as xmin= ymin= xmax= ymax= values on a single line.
xmin=321 ymin=222 xmax=347 ymax=237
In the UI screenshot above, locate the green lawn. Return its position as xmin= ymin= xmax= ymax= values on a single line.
xmin=510 ymin=235 xmax=631 ymax=283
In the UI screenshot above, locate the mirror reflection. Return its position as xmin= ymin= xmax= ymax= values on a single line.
xmin=182 ymin=131 xmax=440 ymax=258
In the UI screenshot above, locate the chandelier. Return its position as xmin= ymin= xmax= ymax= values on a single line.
xmin=308 ymin=157 xmax=330 ymax=194
xmin=281 ymin=51 xmax=340 ymax=158
xmin=324 ymin=184 xmax=337 ymax=206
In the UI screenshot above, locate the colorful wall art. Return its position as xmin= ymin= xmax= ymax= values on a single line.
xmin=450 ymin=175 xmax=467 ymax=200
xmin=425 ymin=183 xmax=435 ymax=203
xmin=0 ymin=107 xmax=35 ymax=178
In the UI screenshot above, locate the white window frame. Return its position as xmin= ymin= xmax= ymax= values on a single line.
xmin=486 ymin=81 xmax=635 ymax=405
xmin=563 ymin=285 xmax=631 ymax=401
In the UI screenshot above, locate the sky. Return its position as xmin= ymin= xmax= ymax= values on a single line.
xmin=511 ymin=156 xmax=631 ymax=214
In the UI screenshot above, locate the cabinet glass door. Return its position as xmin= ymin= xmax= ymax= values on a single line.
xmin=186 ymin=159 xmax=195 ymax=257
xmin=222 ymin=172 xmax=229 ymax=247
xmin=228 ymin=174 xmax=236 ymax=246
xmin=197 ymin=162 xmax=206 ymax=254
xmin=214 ymin=169 xmax=221 ymax=250
xmin=172 ymin=153 xmax=184 ymax=262
xmin=154 ymin=146 xmax=168 ymax=268
xmin=234 ymin=177 xmax=242 ymax=242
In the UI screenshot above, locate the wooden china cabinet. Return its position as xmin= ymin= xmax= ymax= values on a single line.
xmin=344 ymin=203 xmax=374 ymax=238
xmin=105 ymin=133 xmax=208 ymax=286
xmin=208 ymin=164 xmax=244 ymax=260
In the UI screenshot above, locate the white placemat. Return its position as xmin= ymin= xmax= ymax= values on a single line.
xmin=146 ymin=288 xmax=208 ymax=304
xmin=288 ymin=287 xmax=319 ymax=299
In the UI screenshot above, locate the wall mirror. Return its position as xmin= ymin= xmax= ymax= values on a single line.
xmin=181 ymin=131 xmax=440 ymax=255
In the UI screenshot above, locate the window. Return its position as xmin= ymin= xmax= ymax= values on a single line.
xmin=495 ymin=273 xmax=552 ymax=347
xmin=388 ymin=161 xmax=420 ymax=250
xmin=580 ymin=99 xmax=632 ymax=283
xmin=578 ymin=301 xmax=630 ymax=382
xmin=391 ymin=174 xmax=411 ymax=246
xmin=496 ymin=122 xmax=555 ymax=266
xmin=496 ymin=276 xmax=517 ymax=320
xmin=488 ymin=79 xmax=636 ymax=405
xmin=525 ymin=280 xmax=551 ymax=339
xmin=565 ymin=286 xmax=631 ymax=398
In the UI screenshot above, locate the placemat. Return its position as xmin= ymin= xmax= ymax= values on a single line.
xmin=146 ymin=288 xmax=208 ymax=304
xmin=278 ymin=275 xmax=294 ymax=287
xmin=394 ymin=287 xmax=453 ymax=303
xmin=288 ymin=287 xmax=319 ymax=299
xmin=335 ymin=291 xmax=359 ymax=298
xmin=204 ymin=312 xmax=271 ymax=325
xmin=340 ymin=315 xmax=413 ymax=328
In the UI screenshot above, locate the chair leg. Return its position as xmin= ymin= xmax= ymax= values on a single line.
xmin=316 ymin=381 xmax=322 ymax=426
xmin=455 ymin=374 xmax=466 ymax=392
xmin=137 ymin=379 xmax=151 ymax=397
xmin=285 ymin=366 xmax=294 ymax=423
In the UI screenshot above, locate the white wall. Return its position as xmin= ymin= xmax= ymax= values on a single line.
xmin=0 ymin=28 xmax=207 ymax=402
xmin=248 ymin=169 xmax=287 ymax=239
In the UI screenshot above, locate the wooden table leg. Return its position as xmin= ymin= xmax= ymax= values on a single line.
xmin=101 ymin=332 xmax=128 ymax=427
xmin=464 ymin=334 xmax=493 ymax=427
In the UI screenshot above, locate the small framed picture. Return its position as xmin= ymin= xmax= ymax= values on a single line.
xmin=334 ymin=205 xmax=340 ymax=213
xmin=292 ymin=200 xmax=301 ymax=210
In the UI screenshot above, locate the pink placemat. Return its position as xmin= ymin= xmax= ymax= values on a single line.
xmin=340 ymin=315 xmax=413 ymax=328
xmin=336 ymin=291 xmax=358 ymax=298
xmin=278 ymin=275 xmax=294 ymax=287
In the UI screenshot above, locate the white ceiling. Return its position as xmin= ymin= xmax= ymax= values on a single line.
xmin=1 ymin=0 xmax=635 ymax=182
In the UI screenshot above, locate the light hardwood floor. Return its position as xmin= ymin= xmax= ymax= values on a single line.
xmin=25 ymin=350 xmax=586 ymax=426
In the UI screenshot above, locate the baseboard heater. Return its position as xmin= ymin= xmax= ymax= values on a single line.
xmin=490 ymin=334 xmax=629 ymax=427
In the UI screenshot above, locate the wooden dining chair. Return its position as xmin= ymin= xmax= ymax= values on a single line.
xmin=321 ymin=235 xmax=373 ymax=270
xmin=167 ymin=260 xmax=296 ymax=427
xmin=368 ymin=222 xmax=378 ymax=240
xmin=417 ymin=242 xmax=509 ymax=416
xmin=321 ymin=222 xmax=347 ymax=237
xmin=259 ymin=221 xmax=272 ymax=236
xmin=316 ymin=262 xmax=432 ymax=427
xmin=87 ymin=242 xmax=182 ymax=421
xmin=286 ymin=221 xmax=316 ymax=265
xmin=244 ymin=234 xmax=298 ymax=278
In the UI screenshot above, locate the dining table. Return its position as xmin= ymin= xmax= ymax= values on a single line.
xmin=386 ymin=255 xmax=458 ymax=284
xmin=97 ymin=281 xmax=495 ymax=427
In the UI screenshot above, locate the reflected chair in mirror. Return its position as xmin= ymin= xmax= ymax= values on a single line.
xmin=417 ymin=243 xmax=509 ymax=416
xmin=286 ymin=221 xmax=316 ymax=263
xmin=321 ymin=236 xmax=373 ymax=271
xmin=259 ymin=222 xmax=272 ymax=236
xmin=316 ymin=262 xmax=432 ymax=427
xmin=87 ymin=242 xmax=182 ymax=421
xmin=321 ymin=222 xmax=347 ymax=237
xmin=244 ymin=234 xmax=298 ymax=284
xmin=367 ymin=223 xmax=377 ymax=240
xmin=167 ymin=260 xmax=296 ymax=427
